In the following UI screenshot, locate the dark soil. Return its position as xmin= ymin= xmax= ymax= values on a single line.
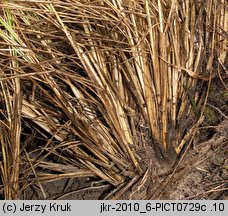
xmin=22 ymin=177 xmax=111 ymax=200
xmin=155 ymin=119 xmax=228 ymax=200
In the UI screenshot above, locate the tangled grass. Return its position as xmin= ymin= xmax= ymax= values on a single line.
xmin=0 ymin=0 xmax=227 ymax=199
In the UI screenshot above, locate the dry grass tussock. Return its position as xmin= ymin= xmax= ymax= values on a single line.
xmin=0 ymin=0 xmax=227 ymax=199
